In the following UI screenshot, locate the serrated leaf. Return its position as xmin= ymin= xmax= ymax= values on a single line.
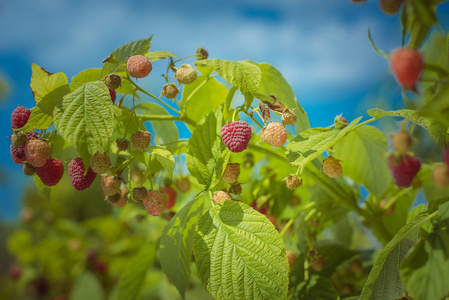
xmin=145 ymin=51 xmax=178 ymax=61
xmin=53 ymin=81 xmax=115 ymax=165
xmin=401 ymin=225 xmax=449 ymax=300
xmin=333 ymin=126 xmax=391 ymax=197
xmin=286 ymin=117 xmax=362 ymax=169
xmin=21 ymin=106 xmax=53 ymax=132
xmin=30 ymin=63 xmax=68 ymax=104
xmin=186 ymin=107 xmax=230 ymax=189
xmin=256 ymin=63 xmax=310 ymax=133
xmin=70 ymin=272 xmax=105 ymax=300
xmin=149 ymin=146 xmax=175 ymax=178
xmin=360 ymin=214 xmax=432 ymax=300
xmin=71 ymin=68 xmax=102 ymax=88
xmin=160 ymin=196 xmax=205 ymax=299
xmin=368 ymin=108 xmax=432 ymax=130
xmin=195 ymin=59 xmax=262 ymax=99
xmin=115 ymin=245 xmax=155 ymax=300
xmin=194 ymin=201 xmax=289 ymax=300
xmin=181 ymin=75 xmax=228 ymax=123
xmin=99 ymin=37 xmax=153 ymax=80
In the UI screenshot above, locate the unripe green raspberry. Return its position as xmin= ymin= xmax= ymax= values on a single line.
xmin=322 ymin=156 xmax=343 ymax=179
xmin=11 ymin=131 xmax=27 ymax=147
xmin=334 ymin=114 xmax=348 ymax=130
xmin=101 ymin=176 xmax=121 ymax=196
xmin=221 ymin=163 xmax=240 ymax=184
xmin=22 ymin=162 xmax=36 ymax=176
xmin=391 ymin=130 xmax=411 ymax=155
xmin=175 ymin=64 xmax=197 ymax=84
xmin=90 ymin=153 xmax=111 ymax=174
xmin=197 ymin=47 xmax=209 ymax=60
xmin=116 ymin=138 xmax=129 ymax=151
xmin=282 ymin=109 xmax=297 ymax=125
xmin=131 ymin=131 xmax=151 ymax=152
xmin=229 ymin=183 xmax=242 ymax=195
xmin=162 ymin=84 xmax=179 ymax=99
xmin=284 ymin=174 xmax=302 ymax=190
xmin=213 ymin=190 xmax=233 ymax=205
xmin=106 ymin=193 xmax=122 ymax=205
xmin=133 ymin=186 xmax=148 ymax=201
xmin=104 ymin=74 xmax=122 ymax=90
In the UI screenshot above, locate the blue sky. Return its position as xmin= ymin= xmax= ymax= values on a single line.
xmin=0 ymin=0 xmax=448 ymax=219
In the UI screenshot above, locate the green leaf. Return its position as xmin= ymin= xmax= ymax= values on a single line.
xmin=333 ymin=126 xmax=391 ymax=196
xmin=71 ymin=68 xmax=102 ymax=89
xmin=53 ymin=81 xmax=115 ymax=165
xmin=21 ymin=106 xmax=54 ymax=132
xmin=181 ymin=75 xmax=228 ymax=123
xmin=401 ymin=226 xmax=449 ymax=300
xmin=360 ymin=214 xmax=432 ymax=300
xmin=99 ymin=37 xmax=153 ymax=80
xmin=144 ymin=51 xmax=178 ymax=61
xmin=311 ymin=241 xmax=358 ymax=278
xmin=256 ymin=63 xmax=310 ymax=133
xmin=286 ymin=117 xmax=362 ymax=169
xmin=30 ymin=63 xmax=68 ymax=104
xmin=115 ymin=245 xmax=155 ymax=300
xmin=33 ymin=175 xmax=51 ymax=201
xmin=70 ymin=272 xmax=105 ymax=300
xmin=186 ymin=107 xmax=230 ymax=189
xmin=160 ymin=196 xmax=205 ymax=299
xmin=194 ymin=201 xmax=289 ymax=300
xmin=195 ymin=59 xmax=262 ymax=99
xmin=149 ymin=146 xmax=175 ymax=179
xmin=290 ymin=275 xmax=339 ymax=300
xmin=419 ymin=164 xmax=449 ymax=202
xmin=135 ymin=103 xmax=179 ymax=153
xmin=368 ymin=108 xmax=433 ymax=131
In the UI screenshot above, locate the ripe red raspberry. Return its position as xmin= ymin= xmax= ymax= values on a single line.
xmin=284 ymin=174 xmax=302 ymax=190
xmin=11 ymin=131 xmax=27 ymax=147
xmin=221 ymin=163 xmax=240 ymax=184
xmin=390 ymin=48 xmax=423 ymax=89
xmin=221 ymin=121 xmax=252 ymax=153
xmin=262 ymin=122 xmax=287 ymax=147
xmin=127 ymin=55 xmax=152 ymax=78
xmin=131 ymin=131 xmax=151 ymax=152
xmin=175 ymin=176 xmax=191 ymax=193
xmin=381 ymin=0 xmax=402 ymax=15
xmin=282 ymin=109 xmax=297 ymax=125
xmin=143 ymin=190 xmax=168 ymax=216
xmin=68 ymin=158 xmax=97 ymax=190
xmin=163 ymin=186 xmax=177 ymax=209
xmin=22 ymin=162 xmax=36 ymax=176
xmin=322 ymin=156 xmax=343 ymax=179
xmin=391 ymin=130 xmax=411 ymax=155
xmin=36 ymin=158 xmax=64 ymax=186
xmin=90 ymin=153 xmax=111 ymax=174
xmin=104 ymin=74 xmax=122 ymax=90
xmin=116 ymin=138 xmax=130 ymax=151
xmin=11 ymin=145 xmax=24 ymax=164
xmin=213 ymin=190 xmax=233 ymax=205
xmin=162 ymin=84 xmax=179 ymax=99
xmin=334 ymin=114 xmax=348 ymax=129
xmin=24 ymin=139 xmax=51 ymax=167
xmin=11 ymin=106 xmax=31 ymax=129
xmin=387 ymin=154 xmax=421 ymax=188
xmin=11 ymin=132 xmax=38 ymax=160
xmin=443 ymin=147 xmax=449 ymax=169
xmin=432 ymin=165 xmax=449 ymax=189
xmin=175 ymin=64 xmax=197 ymax=84
xmin=101 ymin=176 xmax=121 ymax=196
xmin=133 ymin=186 xmax=148 ymax=201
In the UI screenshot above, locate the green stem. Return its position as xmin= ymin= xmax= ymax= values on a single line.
xmin=384 ymin=186 xmax=413 ymax=210
xmin=353 ymin=117 xmax=376 ymax=131
xmin=173 ymin=54 xmax=200 ymax=64
xmin=243 ymin=110 xmax=263 ymax=129
xmin=137 ymin=114 xmax=196 ymax=126
xmin=224 ymin=86 xmax=238 ymax=120
xmin=157 ymin=140 xmax=189 ymax=147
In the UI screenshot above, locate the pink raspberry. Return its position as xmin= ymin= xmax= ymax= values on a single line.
xmin=261 ymin=122 xmax=287 ymax=147
xmin=68 ymin=158 xmax=97 ymax=190
xmin=390 ymin=48 xmax=423 ymax=89
xmin=126 ymin=55 xmax=152 ymax=78
xmin=11 ymin=106 xmax=31 ymax=129
xmin=36 ymin=158 xmax=64 ymax=186
xmin=24 ymin=139 xmax=51 ymax=167
xmin=220 ymin=121 xmax=252 ymax=153
xmin=143 ymin=190 xmax=168 ymax=216
xmin=387 ymin=154 xmax=421 ymax=188
xmin=162 ymin=186 xmax=177 ymax=210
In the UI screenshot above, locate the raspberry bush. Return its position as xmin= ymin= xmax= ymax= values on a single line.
xmin=5 ymin=2 xmax=449 ymax=299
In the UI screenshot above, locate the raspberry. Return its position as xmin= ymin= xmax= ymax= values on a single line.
xmin=197 ymin=47 xmax=209 ymax=60
xmin=221 ymin=163 xmax=240 ymax=184
xmin=113 ymin=188 xmax=128 ymax=208
xmin=443 ymin=147 xmax=449 ymax=169
xmin=387 ymin=154 xmax=421 ymax=188
xmin=11 ymin=145 xmax=24 ymax=164
xmin=127 ymin=55 xmax=152 ymax=78
xmin=108 ymin=87 xmax=116 ymax=104
xmin=175 ymin=64 xmax=197 ymax=84
xmin=131 ymin=131 xmax=151 ymax=152
xmin=282 ymin=109 xmax=297 ymax=125
xmin=68 ymin=158 xmax=97 ymax=190
xmin=11 ymin=131 xmax=27 ymax=147
xmin=104 ymin=74 xmax=122 ymax=90
xmin=381 ymin=0 xmax=402 ymax=15
xmin=36 ymin=158 xmax=64 ymax=186
xmin=163 ymin=186 xmax=177 ymax=209
xmin=229 ymin=182 xmax=242 ymax=195
xmin=11 ymin=132 xmax=38 ymax=160
xmin=433 ymin=165 xmax=449 ymax=189
xmin=22 ymin=163 xmax=36 ymax=176
xmin=261 ymin=122 xmax=287 ymax=147
xmin=90 ymin=153 xmax=111 ymax=174
xmin=106 ymin=193 xmax=121 ymax=205
xmin=322 ymin=156 xmax=343 ymax=179
xmin=143 ymin=190 xmax=168 ymax=216
xmin=8 ymin=265 xmax=22 ymax=281
xmin=390 ymin=48 xmax=423 ymax=89
xmin=24 ymin=139 xmax=51 ymax=167
xmin=116 ymin=138 xmax=130 ymax=151
xmin=391 ymin=130 xmax=411 ymax=155
xmin=334 ymin=114 xmax=348 ymax=130
xmin=101 ymin=176 xmax=121 ymax=196
xmin=213 ymin=190 xmax=233 ymax=205
xmin=162 ymin=84 xmax=179 ymax=99
xmin=284 ymin=174 xmax=302 ymax=190
xmin=133 ymin=186 xmax=148 ymax=201
xmin=11 ymin=106 xmax=31 ymax=129
xmin=220 ymin=121 xmax=252 ymax=153
xmin=175 ymin=176 xmax=191 ymax=193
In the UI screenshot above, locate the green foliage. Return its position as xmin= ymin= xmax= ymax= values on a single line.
xmin=194 ymin=201 xmax=289 ymax=300
xmin=149 ymin=146 xmax=175 ymax=178
xmin=145 ymin=50 xmax=179 ymax=61
xmin=160 ymin=196 xmax=205 ymax=299
xmin=70 ymin=272 xmax=105 ymax=300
